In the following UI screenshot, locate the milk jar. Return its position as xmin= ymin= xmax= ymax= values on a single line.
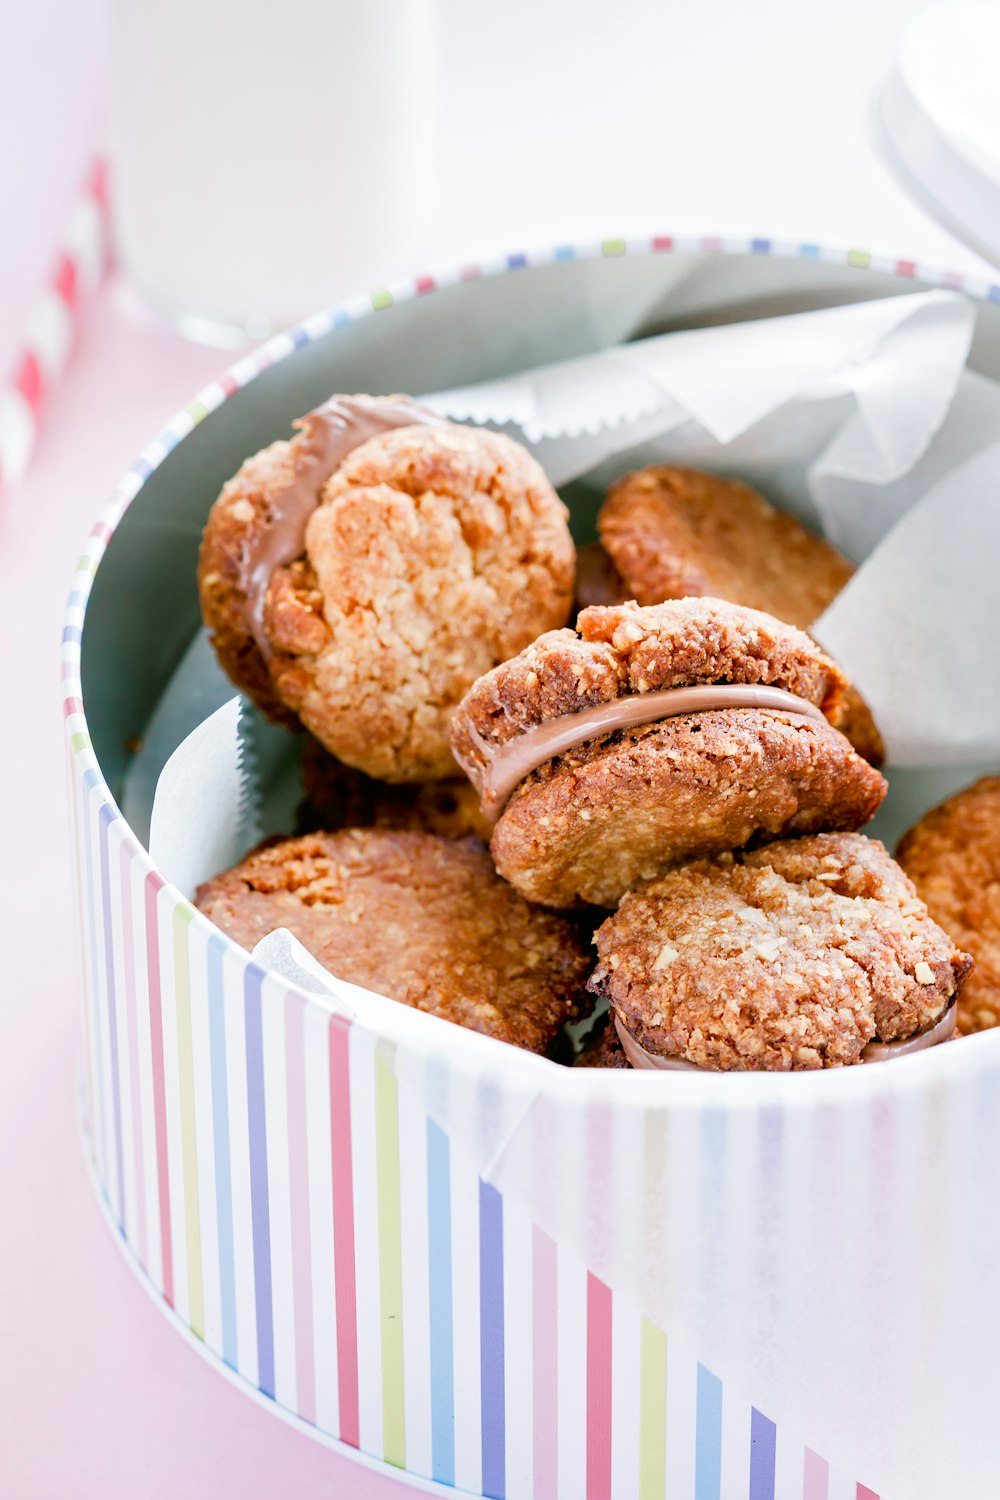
xmin=108 ymin=0 xmax=437 ymax=343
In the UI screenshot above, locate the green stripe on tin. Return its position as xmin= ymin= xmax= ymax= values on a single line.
xmin=75 ymin=553 xmax=99 ymax=576
xmin=374 ymin=1042 xmax=405 ymax=1467
xmin=173 ymin=902 xmax=204 ymax=1340
xmin=370 ymin=288 xmax=394 ymax=310
xmin=847 ymin=248 xmax=871 ymax=269
xmin=185 ymin=398 xmax=210 ymax=425
xmin=602 ymin=238 xmax=627 ymax=257
xmin=70 ymin=730 xmax=92 ymax=754
xmin=639 ymin=1317 xmax=668 ymax=1499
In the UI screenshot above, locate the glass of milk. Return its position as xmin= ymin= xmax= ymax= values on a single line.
xmin=108 ymin=0 xmax=438 ymax=345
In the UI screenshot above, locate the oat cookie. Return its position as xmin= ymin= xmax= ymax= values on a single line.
xmin=298 ymin=735 xmax=493 ymax=842
xmin=451 ymin=598 xmax=886 ymax=907
xmin=591 ymin=833 xmax=972 ymax=1071
xmin=195 ymin=829 xmax=589 ymax=1053
xmin=598 ymin=465 xmax=883 ymax=763
xmin=199 ymin=395 xmax=575 ymax=781
xmin=897 ymin=775 xmax=1000 ymax=1034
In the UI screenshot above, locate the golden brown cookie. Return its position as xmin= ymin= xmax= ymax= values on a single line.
xmin=591 ymin=833 xmax=972 ymax=1071
xmin=195 ymin=829 xmax=588 ymax=1053
xmin=450 ymin=598 xmax=886 ymax=908
xmin=597 ymin=466 xmax=884 ymax=764
xmin=298 ymin=735 xmax=493 ymax=842
xmin=574 ymin=541 xmax=628 ymax=611
xmin=199 ymin=395 xmax=575 ymax=782
xmin=600 ymin=467 xmax=853 ymax=623
xmin=897 ymin=776 xmax=1000 ymax=1035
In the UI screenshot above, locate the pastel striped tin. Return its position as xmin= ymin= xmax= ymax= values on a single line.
xmin=66 ymin=237 xmax=1000 ymax=1499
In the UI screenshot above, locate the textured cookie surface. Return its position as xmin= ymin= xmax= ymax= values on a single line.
xmin=591 ymin=833 xmax=972 ymax=1071
xmin=298 ymin=735 xmax=493 ymax=842
xmin=599 ymin=466 xmax=854 ymax=624
xmin=897 ymin=776 xmax=1000 ymax=1035
xmin=451 ymin=597 xmax=851 ymax=786
xmin=195 ymin=830 xmax=588 ymax=1053
xmin=597 ymin=467 xmax=883 ymax=763
xmin=199 ymin=417 xmax=575 ymax=781
xmin=490 ymin=708 xmax=886 ymax=908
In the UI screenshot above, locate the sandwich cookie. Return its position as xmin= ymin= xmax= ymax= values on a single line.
xmin=591 ymin=833 xmax=972 ymax=1071
xmin=450 ymin=598 xmax=887 ymax=908
xmin=199 ymin=394 xmax=576 ymax=781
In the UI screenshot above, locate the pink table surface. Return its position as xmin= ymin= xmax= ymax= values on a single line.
xmin=2 ymin=2 xmax=997 ymax=1494
xmin=0 ymin=285 xmax=417 ymax=1499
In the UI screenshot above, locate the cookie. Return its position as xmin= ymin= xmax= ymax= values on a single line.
xmin=298 ymin=734 xmax=493 ymax=842
xmin=897 ymin=775 xmax=1000 ymax=1035
xmin=195 ymin=829 xmax=588 ymax=1053
xmin=591 ymin=833 xmax=972 ymax=1071
xmin=450 ymin=598 xmax=886 ymax=908
xmin=597 ymin=466 xmax=884 ymax=764
xmin=198 ymin=395 xmax=575 ymax=781
xmin=574 ymin=540 xmax=628 ymax=610
xmin=573 ymin=1011 xmax=631 ymax=1069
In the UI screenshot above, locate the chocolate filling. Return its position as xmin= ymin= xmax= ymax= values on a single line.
xmin=467 ymin=684 xmax=829 ymax=820
xmin=240 ymin=394 xmax=443 ymax=656
xmin=613 ymin=1001 xmax=958 ymax=1072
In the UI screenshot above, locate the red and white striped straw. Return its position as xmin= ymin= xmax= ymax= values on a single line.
xmin=0 ymin=157 xmax=111 ymax=495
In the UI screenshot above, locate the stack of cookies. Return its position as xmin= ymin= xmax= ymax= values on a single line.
xmin=194 ymin=393 xmax=991 ymax=1071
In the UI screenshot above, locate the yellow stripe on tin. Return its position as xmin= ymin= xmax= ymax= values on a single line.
xmin=375 ymin=1042 xmax=406 ymax=1467
xmin=639 ymin=1316 xmax=668 ymax=1499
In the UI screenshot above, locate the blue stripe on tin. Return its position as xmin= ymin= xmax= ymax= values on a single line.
xmin=426 ymin=1117 xmax=455 ymax=1487
xmin=554 ymin=245 xmax=576 ymax=260
xmin=751 ymin=238 xmax=771 ymax=253
xmin=207 ymin=931 xmax=238 ymax=1369
xmin=98 ymin=801 xmax=126 ymax=1228
xmin=67 ymin=590 xmax=87 ymax=610
xmin=132 ymin=456 xmax=153 ymax=480
xmin=63 ymin=623 xmax=82 ymax=644
xmin=988 ymin=285 xmax=1000 ymax=303
xmin=479 ymin=1180 xmax=506 ymax=1499
xmin=695 ymin=1362 xmax=723 ymax=1500
xmin=507 ymin=253 xmax=528 ymax=269
xmin=244 ymin=962 xmax=275 ymax=1397
xmin=799 ymin=243 xmax=821 ymax=258
xmin=290 ymin=326 xmax=310 ymax=349
xmin=749 ymin=1407 xmax=776 ymax=1499
xmin=331 ymin=309 xmax=351 ymax=329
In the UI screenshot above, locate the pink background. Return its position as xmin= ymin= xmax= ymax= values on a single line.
xmin=0 ymin=1 xmax=993 ymax=1494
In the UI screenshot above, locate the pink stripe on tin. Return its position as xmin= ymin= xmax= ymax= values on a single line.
xmin=329 ymin=1014 xmax=359 ymax=1448
xmin=284 ymin=995 xmax=316 ymax=1425
xmin=803 ymin=1447 xmax=829 ymax=1499
xmin=144 ymin=870 xmax=174 ymax=1306
xmin=120 ymin=839 xmax=148 ymax=1270
xmin=532 ymin=1224 xmax=558 ymax=1499
xmin=586 ymin=1273 xmax=613 ymax=1499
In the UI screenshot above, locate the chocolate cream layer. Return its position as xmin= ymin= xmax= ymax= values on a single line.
xmin=466 ymin=684 xmax=829 ymax=821
xmin=241 ymin=394 xmax=442 ymax=655
xmin=613 ymin=1002 xmax=958 ymax=1072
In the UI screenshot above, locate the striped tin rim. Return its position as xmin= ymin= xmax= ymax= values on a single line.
xmin=62 ymin=232 xmax=1000 ymax=1088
